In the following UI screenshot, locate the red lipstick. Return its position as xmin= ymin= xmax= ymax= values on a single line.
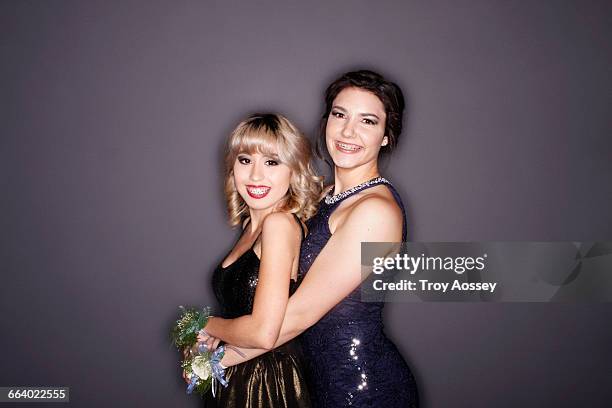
xmin=246 ymin=185 xmax=271 ymax=199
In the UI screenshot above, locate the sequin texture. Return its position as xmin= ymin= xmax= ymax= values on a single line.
xmin=207 ymin=219 xmax=312 ymax=408
xmin=298 ymin=180 xmax=419 ymax=407
xmin=324 ymin=176 xmax=389 ymax=205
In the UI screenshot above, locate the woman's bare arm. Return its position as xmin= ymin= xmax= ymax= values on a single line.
xmin=203 ymin=212 xmax=300 ymax=349
xmin=220 ymin=195 xmax=403 ymax=367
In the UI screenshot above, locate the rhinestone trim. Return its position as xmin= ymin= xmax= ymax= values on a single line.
xmin=324 ymin=177 xmax=389 ymax=205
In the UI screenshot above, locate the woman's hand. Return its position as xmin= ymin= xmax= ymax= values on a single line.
xmin=197 ymin=330 xmax=221 ymax=351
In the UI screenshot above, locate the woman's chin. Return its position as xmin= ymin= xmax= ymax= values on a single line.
xmin=331 ymin=154 xmax=376 ymax=171
xmin=330 ymin=154 xmax=358 ymax=169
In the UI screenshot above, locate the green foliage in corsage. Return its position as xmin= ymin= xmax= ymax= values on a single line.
xmin=170 ymin=306 xmax=211 ymax=349
xmin=171 ymin=306 xmax=220 ymax=397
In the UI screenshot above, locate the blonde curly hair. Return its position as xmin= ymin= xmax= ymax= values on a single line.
xmin=224 ymin=113 xmax=323 ymax=227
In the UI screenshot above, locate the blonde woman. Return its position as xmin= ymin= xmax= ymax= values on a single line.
xmin=200 ymin=113 xmax=321 ymax=407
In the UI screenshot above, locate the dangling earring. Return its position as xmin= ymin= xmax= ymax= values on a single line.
xmin=381 ymin=136 xmax=389 ymax=147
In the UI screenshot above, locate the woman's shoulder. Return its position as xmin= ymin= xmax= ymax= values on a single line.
xmin=337 ymin=185 xmax=403 ymax=237
xmin=352 ymin=184 xmax=401 ymax=218
xmin=261 ymin=212 xmax=302 ymax=240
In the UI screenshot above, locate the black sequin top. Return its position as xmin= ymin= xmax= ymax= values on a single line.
xmin=206 ymin=217 xmax=311 ymax=408
xmin=212 ymin=222 xmax=301 ymax=318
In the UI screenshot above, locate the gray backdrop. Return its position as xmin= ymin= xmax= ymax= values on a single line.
xmin=2 ymin=1 xmax=611 ymax=407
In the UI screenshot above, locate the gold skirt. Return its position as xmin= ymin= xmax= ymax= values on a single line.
xmin=203 ymin=340 xmax=311 ymax=408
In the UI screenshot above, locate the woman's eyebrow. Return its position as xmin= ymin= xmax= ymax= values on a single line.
xmin=332 ymin=105 xmax=381 ymax=120
xmin=360 ymin=113 xmax=381 ymax=120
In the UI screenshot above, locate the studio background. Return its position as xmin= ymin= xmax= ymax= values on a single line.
xmin=2 ymin=1 xmax=611 ymax=407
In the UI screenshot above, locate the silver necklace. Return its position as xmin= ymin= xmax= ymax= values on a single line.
xmin=324 ymin=176 xmax=389 ymax=205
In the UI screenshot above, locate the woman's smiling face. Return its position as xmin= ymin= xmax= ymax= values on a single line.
xmin=232 ymin=149 xmax=292 ymax=212
xmin=325 ymin=87 xmax=388 ymax=170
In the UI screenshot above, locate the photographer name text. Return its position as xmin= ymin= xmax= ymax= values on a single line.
xmin=372 ymin=279 xmax=497 ymax=293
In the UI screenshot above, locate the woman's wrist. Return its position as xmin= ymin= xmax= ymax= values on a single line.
xmin=219 ymin=349 xmax=233 ymax=368
xmin=204 ymin=316 xmax=216 ymax=335
xmin=219 ymin=354 xmax=228 ymax=369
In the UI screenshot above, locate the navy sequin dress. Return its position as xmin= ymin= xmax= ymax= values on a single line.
xmin=298 ymin=179 xmax=419 ymax=407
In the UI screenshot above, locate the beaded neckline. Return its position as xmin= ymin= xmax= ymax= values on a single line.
xmin=324 ymin=176 xmax=389 ymax=205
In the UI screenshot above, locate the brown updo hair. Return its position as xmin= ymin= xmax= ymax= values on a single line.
xmin=224 ymin=113 xmax=323 ymax=227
